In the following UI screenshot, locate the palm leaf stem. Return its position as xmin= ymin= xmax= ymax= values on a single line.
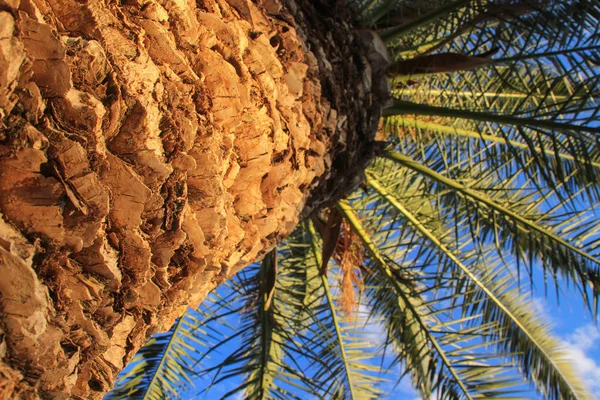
xmin=497 ymin=44 xmax=600 ymax=63
xmin=306 ymin=221 xmax=358 ymax=399
xmin=141 ymin=317 xmax=185 ymax=400
xmin=336 ymin=200 xmax=474 ymax=400
xmin=258 ymin=262 xmax=274 ymax=399
xmin=394 ymin=17 xmax=503 ymax=60
xmin=379 ymin=0 xmax=473 ymax=43
xmin=394 ymin=89 xmax=575 ymax=101
xmin=383 ymin=100 xmax=600 ymax=137
xmin=363 ymin=0 xmax=403 ymax=26
xmin=387 ymin=115 xmax=600 ymax=168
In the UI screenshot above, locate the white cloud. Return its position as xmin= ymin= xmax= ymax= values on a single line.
xmin=356 ymin=303 xmax=388 ymax=348
xmin=562 ymin=324 xmax=600 ymax=394
xmin=565 ymin=324 xmax=600 ymax=351
xmin=530 ymin=296 xmax=556 ymax=326
xmin=530 ymin=298 xmax=600 ymax=394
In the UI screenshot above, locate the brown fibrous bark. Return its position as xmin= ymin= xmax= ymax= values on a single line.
xmin=0 ymin=0 xmax=389 ymax=397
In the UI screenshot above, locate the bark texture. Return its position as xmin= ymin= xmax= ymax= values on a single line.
xmin=0 ymin=0 xmax=388 ymax=397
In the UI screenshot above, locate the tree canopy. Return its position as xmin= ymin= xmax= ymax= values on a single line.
xmin=107 ymin=0 xmax=600 ymax=398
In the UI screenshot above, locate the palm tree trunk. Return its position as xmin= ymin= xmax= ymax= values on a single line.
xmin=0 ymin=0 xmax=388 ymax=397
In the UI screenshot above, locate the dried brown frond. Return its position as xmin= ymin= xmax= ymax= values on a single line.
xmin=332 ymin=220 xmax=365 ymax=317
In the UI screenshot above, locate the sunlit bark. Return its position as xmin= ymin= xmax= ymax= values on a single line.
xmin=0 ymin=0 xmax=387 ymax=397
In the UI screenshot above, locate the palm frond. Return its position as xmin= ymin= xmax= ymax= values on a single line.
xmin=377 ymin=0 xmax=473 ymax=42
xmin=383 ymin=0 xmax=600 ymax=195
xmin=338 ymin=200 xmax=553 ymax=399
xmin=302 ymin=220 xmax=386 ymax=399
xmin=194 ymin=261 xmax=306 ymax=399
xmin=380 ymin=151 xmax=600 ymax=311
xmin=384 ymin=99 xmax=600 ymax=136
xmin=107 ymin=310 xmax=205 ymax=400
xmin=358 ymin=178 xmax=590 ymax=399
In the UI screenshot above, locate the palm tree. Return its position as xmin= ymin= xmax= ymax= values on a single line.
xmin=1 ymin=0 xmax=388 ymax=396
xmin=105 ymin=0 xmax=600 ymax=399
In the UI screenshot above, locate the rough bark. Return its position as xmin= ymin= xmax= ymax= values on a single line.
xmin=0 ymin=0 xmax=389 ymax=397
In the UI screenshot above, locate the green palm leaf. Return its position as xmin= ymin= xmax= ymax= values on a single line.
xmin=106 ymin=310 xmax=205 ymax=400
xmin=193 ymin=261 xmax=306 ymax=399
xmin=357 ymin=178 xmax=590 ymax=399
xmin=303 ymin=220 xmax=386 ymax=399
xmin=369 ymin=150 xmax=600 ymax=312
xmin=338 ymin=199 xmax=552 ymax=399
xmin=384 ymin=0 xmax=600 ymax=196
